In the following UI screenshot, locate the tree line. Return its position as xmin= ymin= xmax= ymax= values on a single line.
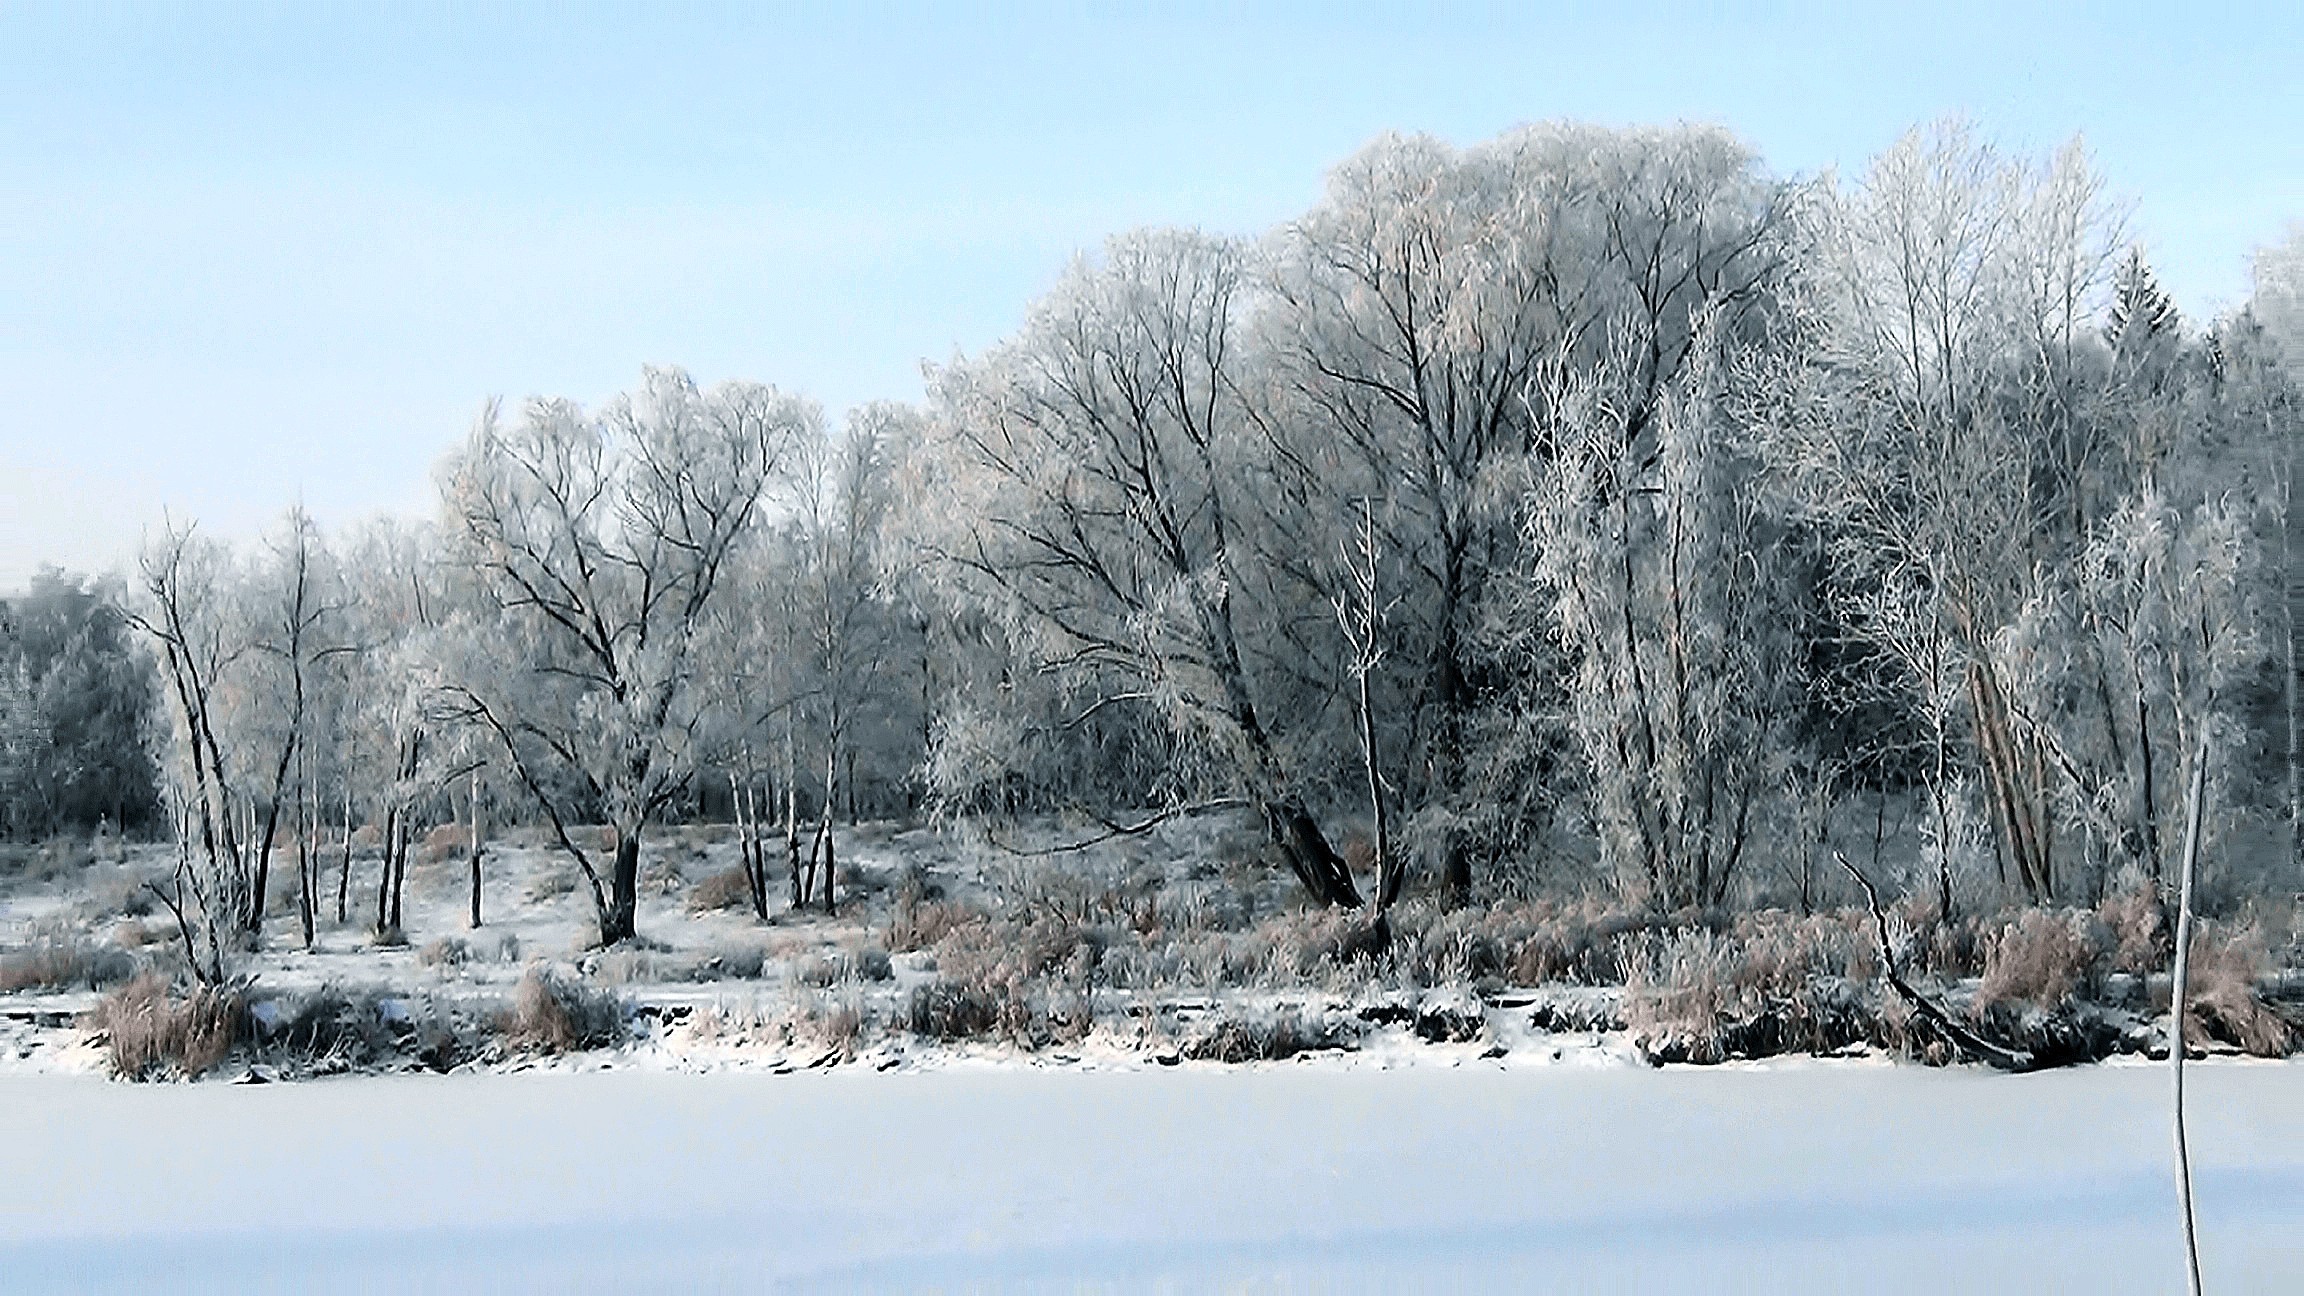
xmin=9 ymin=117 xmax=2300 ymax=958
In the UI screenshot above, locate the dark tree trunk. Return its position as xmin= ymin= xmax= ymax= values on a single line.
xmin=1264 ymin=799 xmax=1363 ymax=908
xmin=604 ymin=829 xmax=640 ymax=944
xmin=336 ymin=785 xmax=353 ymax=924
xmin=387 ymin=810 xmax=409 ymax=933
xmin=819 ymin=742 xmax=839 ymax=915
xmin=295 ymin=792 xmax=315 ymax=950
xmin=375 ymin=805 xmax=397 ymax=934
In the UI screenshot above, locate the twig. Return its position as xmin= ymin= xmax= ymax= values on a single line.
xmin=984 ymin=800 xmax=1249 ymax=857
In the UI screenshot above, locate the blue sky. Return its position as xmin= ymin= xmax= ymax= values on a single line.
xmin=2 ymin=2 xmax=2299 ymax=587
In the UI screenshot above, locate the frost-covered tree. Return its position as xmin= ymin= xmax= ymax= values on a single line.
xmin=915 ymin=229 xmax=1362 ymax=905
xmin=1753 ymin=120 xmax=2126 ymax=907
xmin=434 ymin=369 xmax=808 ymax=945
xmin=0 ymin=570 xmax=159 ymax=841
xmin=1264 ymin=122 xmax=1788 ymax=902
xmin=1519 ymin=324 xmax=1803 ymax=908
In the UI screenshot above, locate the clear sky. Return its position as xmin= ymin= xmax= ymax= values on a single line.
xmin=2 ymin=2 xmax=2299 ymax=589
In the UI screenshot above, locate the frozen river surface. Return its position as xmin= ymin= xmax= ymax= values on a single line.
xmin=2 ymin=1060 xmax=2299 ymax=1292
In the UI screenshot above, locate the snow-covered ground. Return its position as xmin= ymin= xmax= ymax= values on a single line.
xmin=1 ymin=1060 xmax=2298 ymax=1292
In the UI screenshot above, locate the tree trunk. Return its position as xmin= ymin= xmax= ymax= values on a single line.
xmin=468 ymin=771 xmax=484 ymax=930
xmin=819 ymin=741 xmax=839 ymax=915
xmin=375 ymin=804 xmax=397 ymax=934
xmin=388 ymin=808 xmax=409 ymax=933
xmin=2169 ymin=729 xmax=2209 ymax=1296
xmin=336 ymin=795 xmax=353 ymax=925
xmin=785 ymin=723 xmax=803 ymax=909
xmin=744 ymin=782 xmax=768 ymax=920
xmin=295 ymin=771 xmax=315 ymax=951
xmin=1360 ymin=666 xmax=1401 ymax=913
xmin=1264 ymin=799 xmax=1363 ymax=908
xmin=2285 ymin=429 xmax=2301 ymax=879
xmin=603 ymin=827 xmax=640 ymax=945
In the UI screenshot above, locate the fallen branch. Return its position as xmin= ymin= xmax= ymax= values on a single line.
xmin=1833 ymin=850 xmax=2035 ymax=1072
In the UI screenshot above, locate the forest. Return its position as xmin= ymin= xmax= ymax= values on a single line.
xmin=4 ymin=117 xmax=2302 ymax=1076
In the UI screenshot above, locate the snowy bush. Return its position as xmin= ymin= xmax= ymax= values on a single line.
xmin=86 ymin=973 xmax=245 ymax=1080
xmin=501 ymin=967 xmax=625 ymax=1054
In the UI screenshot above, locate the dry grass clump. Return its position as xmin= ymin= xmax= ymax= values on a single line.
xmin=85 ymin=973 xmax=245 ymax=1079
xmin=882 ymin=869 xmax=988 ymax=953
xmin=680 ymin=942 xmax=767 ymax=981
xmin=642 ymin=848 xmax=690 ymax=897
xmin=0 ymin=839 xmax=96 ymax=884
xmin=1177 ymin=1005 xmax=1362 ymax=1062
xmin=792 ymin=946 xmax=894 ymax=988
xmin=686 ymin=866 xmax=755 ymax=914
xmin=2096 ymin=878 xmax=2169 ymax=975
xmin=901 ymin=913 xmax=1097 ymax=1048
xmin=82 ymin=874 xmax=155 ymax=921
xmin=0 ymin=932 xmax=140 ymax=993
xmin=524 ymin=867 xmax=580 ymax=904
xmin=419 ymin=824 xmax=469 ymax=866
xmin=1621 ymin=916 xmax=1878 ymax=1064
xmin=1386 ymin=897 xmax=1666 ymax=989
xmin=501 ymin=967 xmax=625 ymax=1054
xmin=1976 ymin=909 xmax=2107 ymax=1010
xmin=112 ymin=918 xmax=160 ymax=949
xmin=2184 ymin=921 xmax=2295 ymax=1057
xmin=904 ymin=976 xmax=1002 ymax=1040
xmin=592 ymin=947 xmax=671 ymax=985
xmin=801 ymin=994 xmax=865 ymax=1058
xmin=418 ymin=936 xmax=471 ymax=968
xmin=247 ymin=986 xmax=398 ymax=1073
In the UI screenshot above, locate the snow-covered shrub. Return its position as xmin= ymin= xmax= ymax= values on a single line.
xmin=899 ymin=909 xmax=1098 ymax=1048
xmin=800 ymin=993 xmax=865 ymax=1059
xmin=2184 ymin=921 xmax=2294 ymax=1057
xmin=2095 ymin=877 xmax=2168 ymax=976
xmin=1621 ymin=915 xmax=1881 ymax=1064
xmin=500 ymin=967 xmax=624 ymax=1054
xmin=1177 ymin=1005 xmax=1361 ymax=1062
xmin=882 ymin=868 xmax=985 ymax=953
xmin=1393 ymin=897 xmax=1658 ymax=989
xmin=418 ymin=824 xmax=468 ymax=865
xmin=904 ymin=976 xmax=1000 ymax=1041
xmin=244 ymin=986 xmax=398 ymax=1074
xmin=792 ymin=946 xmax=894 ymax=988
xmin=85 ymin=973 xmax=245 ymax=1079
xmin=418 ymin=936 xmax=471 ymax=968
xmin=1976 ymin=909 xmax=2109 ymax=1010
xmin=686 ymin=866 xmax=753 ymax=913
xmin=680 ymin=942 xmax=766 ymax=981
xmin=523 ymin=867 xmax=579 ymax=905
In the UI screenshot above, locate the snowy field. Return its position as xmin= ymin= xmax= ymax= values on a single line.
xmin=1 ymin=1060 xmax=2299 ymax=1292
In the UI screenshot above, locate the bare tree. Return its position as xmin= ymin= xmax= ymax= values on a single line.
xmin=1523 ymin=320 xmax=1801 ymax=909
xmin=434 ymin=370 xmax=807 ymax=945
xmin=915 ymin=230 xmax=1361 ymax=905
xmin=1755 ymin=120 xmax=2125 ymax=907
xmin=791 ymin=404 xmax=909 ymax=914
xmin=1267 ymin=123 xmax=1787 ymax=904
